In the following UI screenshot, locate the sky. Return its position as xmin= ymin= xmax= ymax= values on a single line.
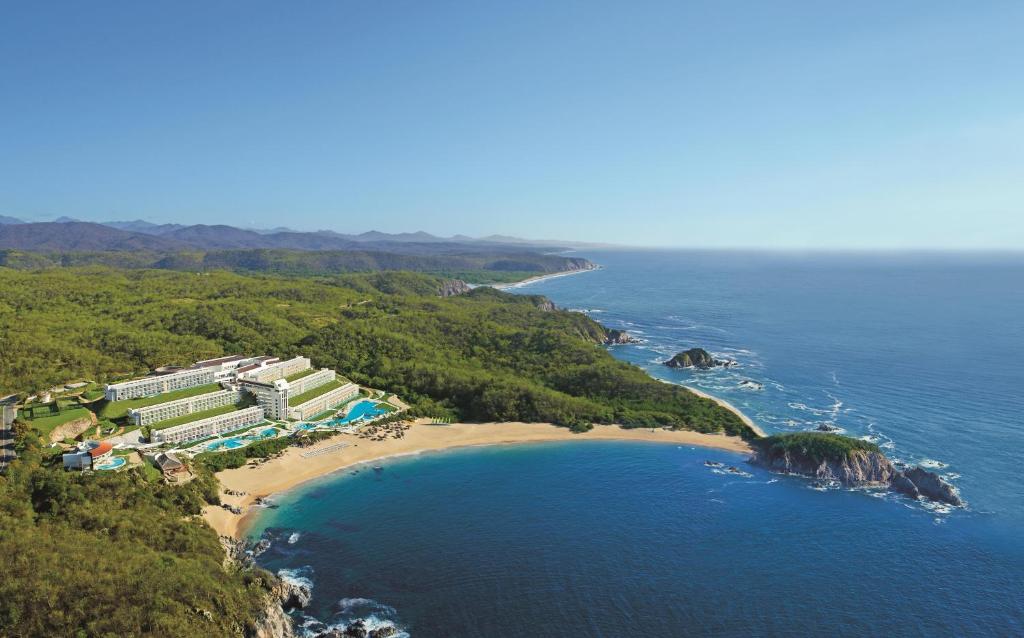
xmin=1 ymin=1 xmax=1022 ymax=249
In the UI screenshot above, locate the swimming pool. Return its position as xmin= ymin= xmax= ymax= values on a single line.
xmin=329 ymin=400 xmax=390 ymax=426
xmin=94 ymin=456 xmax=126 ymax=471
xmin=203 ymin=427 xmax=280 ymax=451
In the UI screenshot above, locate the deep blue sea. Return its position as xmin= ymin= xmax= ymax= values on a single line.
xmin=253 ymin=250 xmax=1024 ymax=637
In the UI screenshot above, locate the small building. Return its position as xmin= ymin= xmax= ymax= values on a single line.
xmin=62 ymin=441 xmax=114 ymax=470
xmin=153 ymin=452 xmax=187 ymax=477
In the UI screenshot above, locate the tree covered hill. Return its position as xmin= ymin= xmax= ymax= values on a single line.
xmin=0 ymin=266 xmax=753 ymax=439
xmin=0 ymin=247 xmax=593 ymax=282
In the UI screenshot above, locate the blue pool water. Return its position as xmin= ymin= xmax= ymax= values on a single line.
xmin=94 ymin=456 xmax=126 ymax=471
xmin=205 ymin=427 xmax=279 ymax=451
xmin=329 ymin=400 xmax=388 ymax=426
xmin=254 ymin=251 xmax=1024 ymax=636
xmin=206 ymin=438 xmax=245 ymax=451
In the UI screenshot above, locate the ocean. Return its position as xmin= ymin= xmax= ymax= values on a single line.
xmin=251 ymin=250 xmax=1024 ymax=636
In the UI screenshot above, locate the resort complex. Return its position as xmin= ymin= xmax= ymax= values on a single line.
xmin=103 ymin=354 xmax=371 ymax=446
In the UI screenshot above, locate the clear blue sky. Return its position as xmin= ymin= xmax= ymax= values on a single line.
xmin=2 ymin=1 xmax=1022 ymax=248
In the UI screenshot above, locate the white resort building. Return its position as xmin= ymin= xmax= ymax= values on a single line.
xmin=102 ymin=353 xmax=369 ymax=446
xmin=63 ymin=441 xmax=113 ymax=470
xmin=238 ymin=356 xmax=311 ymax=384
xmin=288 ymin=381 xmax=360 ymax=421
xmin=150 ymin=406 xmax=265 ymax=445
xmin=128 ymin=389 xmax=242 ymax=426
xmin=104 ymin=367 xmax=216 ymax=401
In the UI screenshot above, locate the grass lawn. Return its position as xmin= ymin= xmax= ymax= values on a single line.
xmin=139 ymin=462 xmax=163 ymax=483
xmin=285 ymin=368 xmax=317 ymax=382
xmin=288 ymin=379 xmax=345 ymax=407
xmin=21 ymin=406 xmax=93 ymax=440
xmin=150 ymin=401 xmax=249 ymax=431
xmin=97 ymin=383 xmax=222 ymax=420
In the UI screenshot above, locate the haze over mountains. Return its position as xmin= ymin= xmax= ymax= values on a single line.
xmin=0 ymin=216 xmax=610 ymax=253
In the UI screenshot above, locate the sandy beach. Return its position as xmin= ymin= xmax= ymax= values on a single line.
xmin=682 ymin=385 xmax=766 ymax=437
xmin=491 ymin=266 xmax=599 ymax=290
xmin=202 ymin=420 xmax=753 ymax=539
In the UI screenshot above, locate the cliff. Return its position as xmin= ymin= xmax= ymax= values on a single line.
xmin=664 ymin=348 xmax=734 ymax=370
xmin=603 ymin=328 xmax=639 ymax=345
xmin=749 ymin=433 xmax=963 ymax=507
xmin=438 ymin=279 xmax=472 ymax=297
xmin=219 ymin=537 xmax=307 ymax=638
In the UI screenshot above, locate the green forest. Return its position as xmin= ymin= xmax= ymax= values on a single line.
xmin=0 ymin=264 xmax=759 ymax=636
xmin=0 ymin=427 xmax=275 ymax=636
xmin=0 ymin=266 xmax=755 ymax=438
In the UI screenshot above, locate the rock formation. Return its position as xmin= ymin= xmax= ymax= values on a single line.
xmin=275 ymin=574 xmax=312 ymax=612
xmin=47 ymin=413 xmax=95 ymax=443
xmin=664 ymin=348 xmax=734 ymax=370
xmin=604 ymin=328 xmax=639 ymax=345
xmin=749 ymin=433 xmax=963 ymax=507
xmin=437 ymin=279 xmax=471 ymax=297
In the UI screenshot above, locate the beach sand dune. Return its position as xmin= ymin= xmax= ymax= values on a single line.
xmin=202 ymin=421 xmax=753 ymax=538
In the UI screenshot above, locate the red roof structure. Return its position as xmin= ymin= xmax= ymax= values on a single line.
xmin=88 ymin=442 xmax=113 ymax=458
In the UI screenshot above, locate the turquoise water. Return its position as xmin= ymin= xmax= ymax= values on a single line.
xmin=328 ymin=400 xmax=388 ymax=426
xmin=93 ymin=456 xmax=126 ymax=471
xmin=254 ymin=251 xmax=1024 ymax=636
xmin=205 ymin=426 xmax=279 ymax=451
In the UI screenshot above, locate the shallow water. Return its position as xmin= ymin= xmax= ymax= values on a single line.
xmin=253 ymin=250 xmax=1024 ymax=636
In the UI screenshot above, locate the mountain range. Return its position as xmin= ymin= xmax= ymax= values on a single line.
xmin=0 ymin=217 xmax=612 ymax=252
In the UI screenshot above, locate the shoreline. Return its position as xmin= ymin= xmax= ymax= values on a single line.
xmin=491 ymin=265 xmax=600 ymax=290
xmin=202 ymin=421 xmax=753 ymax=539
xmin=682 ymin=385 xmax=766 ymax=437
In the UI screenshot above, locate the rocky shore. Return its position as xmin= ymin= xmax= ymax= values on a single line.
xmin=748 ymin=433 xmax=964 ymax=507
xmin=664 ymin=347 xmax=736 ymax=370
xmin=604 ymin=328 xmax=639 ymax=345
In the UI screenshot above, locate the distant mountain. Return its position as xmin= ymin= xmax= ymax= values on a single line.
xmin=0 ymin=222 xmax=190 ymax=252
xmin=0 ymin=218 xmax=610 ymax=253
xmin=101 ymin=219 xmax=187 ymax=235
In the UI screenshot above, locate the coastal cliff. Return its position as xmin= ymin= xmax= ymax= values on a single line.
xmin=438 ymin=278 xmax=472 ymax=297
xmin=604 ymin=328 xmax=639 ymax=345
xmin=219 ymin=537 xmax=308 ymax=638
xmin=749 ymin=433 xmax=963 ymax=507
xmin=664 ymin=348 xmax=735 ymax=370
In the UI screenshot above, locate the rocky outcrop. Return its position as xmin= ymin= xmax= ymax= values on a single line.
xmin=751 ymin=446 xmax=899 ymax=486
xmin=275 ymin=574 xmax=312 ymax=612
xmin=438 ymin=279 xmax=472 ymax=297
xmin=219 ymin=537 xmax=299 ymax=638
xmin=48 ymin=413 xmax=95 ymax=443
xmin=749 ymin=433 xmax=964 ymax=507
xmin=603 ymin=328 xmax=639 ymax=345
xmin=528 ymin=295 xmax=556 ymax=312
xmin=250 ymin=598 xmax=295 ymax=638
xmin=664 ymin=348 xmax=734 ymax=370
xmin=899 ymin=467 xmax=964 ymax=507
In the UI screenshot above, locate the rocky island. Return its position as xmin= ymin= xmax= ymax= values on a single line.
xmin=664 ymin=347 xmax=735 ymax=370
xmin=748 ymin=432 xmax=963 ymax=507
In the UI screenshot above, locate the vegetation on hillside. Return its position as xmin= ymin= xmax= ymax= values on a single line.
xmin=0 ymin=266 xmax=755 ymax=439
xmin=752 ymin=432 xmax=881 ymax=463
xmin=0 ymin=427 xmax=274 ymax=636
xmin=0 ymin=247 xmax=590 ymax=282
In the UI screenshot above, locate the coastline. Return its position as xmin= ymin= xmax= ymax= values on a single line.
xmin=683 ymin=385 xmax=766 ymax=437
xmin=202 ymin=420 xmax=753 ymax=539
xmin=491 ymin=265 xmax=599 ymax=290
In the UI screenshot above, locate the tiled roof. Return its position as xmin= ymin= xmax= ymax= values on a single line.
xmin=88 ymin=442 xmax=113 ymax=458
